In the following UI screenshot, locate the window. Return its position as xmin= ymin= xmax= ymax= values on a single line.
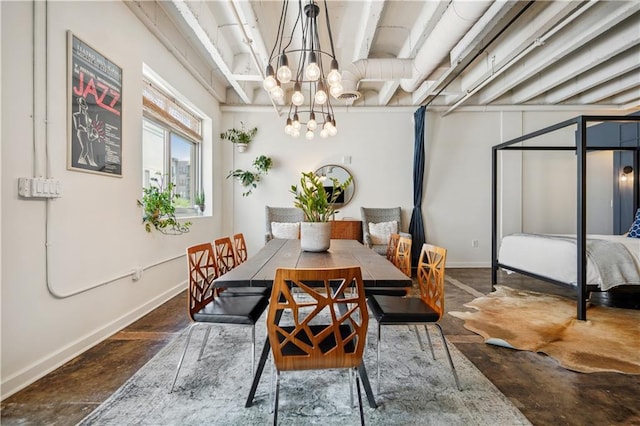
xmin=142 ymin=80 xmax=203 ymax=215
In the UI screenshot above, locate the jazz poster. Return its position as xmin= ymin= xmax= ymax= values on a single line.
xmin=68 ymin=32 xmax=122 ymax=176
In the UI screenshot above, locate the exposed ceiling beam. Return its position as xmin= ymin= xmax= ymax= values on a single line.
xmin=168 ymin=0 xmax=252 ymax=104
xmin=477 ymin=1 xmax=640 ymax=105
xmin=543 ymin=47 xmax=640 ymax=105
xmin=352 ymin=0 xmax=385 ymax=61
xmin=571 ymin=69 xmax=640 ymax=104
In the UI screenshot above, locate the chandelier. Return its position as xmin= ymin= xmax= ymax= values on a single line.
xmin=263 ymin=0 xmax=343 ymax=139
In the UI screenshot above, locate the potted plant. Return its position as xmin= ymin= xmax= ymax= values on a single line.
xmin=220 ymin=121 xmax=258 ymax=152
xmin=290 ymin=171 xmax=352 ymax=251
xmin=195 ymin=192 xmax=205 ymax=214
xmin=226 ymin=155 xmax=273 ymax=196
xmin=137 ymin=174 xmax=191 ymax=234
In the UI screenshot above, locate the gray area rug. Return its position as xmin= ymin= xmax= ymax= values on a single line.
xmin=79 ymin=317 xmax=530 ymax=425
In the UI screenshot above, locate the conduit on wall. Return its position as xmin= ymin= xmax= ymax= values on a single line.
xmin=30 ymin=1 xmax=185 ymax=299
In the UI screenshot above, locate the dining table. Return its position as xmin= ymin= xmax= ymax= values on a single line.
xmin=213 ymin=238 xmax=412 ymax=409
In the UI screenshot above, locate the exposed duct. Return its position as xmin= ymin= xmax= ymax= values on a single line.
xmin=341 ymin=0 xmax=492 ymax=100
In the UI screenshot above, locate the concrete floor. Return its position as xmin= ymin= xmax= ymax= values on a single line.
xmin=2 ymin=268 xmax=639 ymax=425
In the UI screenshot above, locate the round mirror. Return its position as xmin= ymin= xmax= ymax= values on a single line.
xmin=314 ymin=164 xmax=355 ymax=207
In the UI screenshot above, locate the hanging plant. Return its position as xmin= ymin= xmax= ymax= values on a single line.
xmin=227 ymin=155 xmax=273 ymax=197
xmin=220 ymin=121 xmax=258 ymax=152
xmin=137 ymin=174 xmax=191 ymax=234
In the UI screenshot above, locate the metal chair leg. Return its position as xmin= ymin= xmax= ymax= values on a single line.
xmin=170 ymin=323 xmax=197 ymax=393
xmin=251 ymin=324 xmax=256 ymax=376
xmin=423 ymin=324 xmax=436 ymax=360
xmin=355 ymin=367 xmax=365 ymax=426
xmin=197 ymin=326 xmax=211 ymax=361
xmin=377 ymin=322 xmax=381 ymax=394
xmin=273 ymin=371 xmax=280 ymax=425
xmin=413 ymin=325 xmax=425 ymax=351
xmin=349 ymin=367 xmax=354 ymax=407
xmin=435 ymin=323 xmax=461 ymax=391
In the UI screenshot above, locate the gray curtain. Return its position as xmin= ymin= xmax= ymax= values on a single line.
xmin=409 ymin=106 xmax=426 ymax=267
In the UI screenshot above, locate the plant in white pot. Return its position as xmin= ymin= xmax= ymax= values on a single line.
xmin=290 ymin=171 xmax=353 ymax=252
xmin=220 ymin=121 xmax=257 ymax=152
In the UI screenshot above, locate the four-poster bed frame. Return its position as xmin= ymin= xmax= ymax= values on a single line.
xmin=491 ymin=115 xmax=640 ymax=321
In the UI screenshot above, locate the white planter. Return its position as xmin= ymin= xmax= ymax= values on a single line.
xmin=237 ymin=143 xmax=248 ymax=152
xmin=300 ymin=222 xmax=331 ymax=252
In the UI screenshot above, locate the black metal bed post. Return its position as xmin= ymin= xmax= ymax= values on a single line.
xmin=635 ymin=145 xmax=639 ymax=214
xmin=576 ymin=117 xmax=587 ymax=321
xmin=491 ymin=146 xmax=498 ymax=291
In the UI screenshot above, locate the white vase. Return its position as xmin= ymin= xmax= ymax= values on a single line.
xmin=237 ymin=143 xmax=248 ymax=152
xmin=300 ymin=222 xmax=331 ymax=252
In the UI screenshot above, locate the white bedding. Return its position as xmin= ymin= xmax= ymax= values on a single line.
xmin=498 ymin=234 xmax=640 ymax=290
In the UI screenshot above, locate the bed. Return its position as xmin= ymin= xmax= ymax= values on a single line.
xmin=498 ymin=234 xmax=640 ymax=291
xmin=491 ymin=114 xmax=640 ymax=320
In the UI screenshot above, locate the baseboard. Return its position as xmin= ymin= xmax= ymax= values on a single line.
xmin=1 ymin=282 xmax=185 ymax=400
xmin=446 ymin=261 xmax=491 ymax=268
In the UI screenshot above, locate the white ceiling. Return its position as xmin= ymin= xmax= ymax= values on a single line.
xmin=128 ymin=0 xmax=640 ymax=114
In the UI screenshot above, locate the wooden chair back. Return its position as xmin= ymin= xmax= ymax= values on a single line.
xmin=395 ymin=236 xmax=412 ymax=277
xmin=267 ymin=267 xmax=368 ymax=372
xmin=186 ymin=243 xmax=219 ymax=321
xmin=417 ymin=244 xmax=447 ymax=318
xmin=233 ymin=233 xmax=248 ymax=265
xmin=386 ymin=233 xmax=400 ymax=263
xmin=214 ymin=237 xmax=237 ymax=275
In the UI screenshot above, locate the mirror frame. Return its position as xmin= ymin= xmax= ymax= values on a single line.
xmin=314 ymin=164 xmax=355 ymax=208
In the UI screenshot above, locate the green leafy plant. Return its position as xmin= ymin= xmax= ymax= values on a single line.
xmin=290 ymin=171 xmax=353 ymax=222
xmin=227 ymin=155 xmax=273 ymax=196
xmin=137 ymin=175 xmax=191 ymax=234
xmin=220 ymin=121 xmax=258 ymax=145
xmin=194 ymin=192 xmax=205 ymax=213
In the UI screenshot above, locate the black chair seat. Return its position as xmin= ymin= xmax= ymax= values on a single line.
xmin=364 ymin=287 xmax=409 ymax=297
xmin=277 ymin=324 xmax=357 ymax=359
xmin=193 ymin=295 xmax=268 ymax=325
xmin=367 ymin=294 xmax=439 ymax=324
xmin=218 ymin=286 xmax=271 ymax=297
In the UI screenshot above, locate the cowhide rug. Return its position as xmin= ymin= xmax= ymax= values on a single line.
xmin=450 ymin=285 xmax=640 ymax=374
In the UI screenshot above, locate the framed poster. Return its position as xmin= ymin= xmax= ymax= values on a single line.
xmin=67 ymin=31 xmax=123 ymax=176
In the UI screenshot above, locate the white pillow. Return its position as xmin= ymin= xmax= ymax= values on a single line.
xmin=271 ymin=222 xmax=300 ymax=239
xmin=368 ymin=221 xmax=398 ymax=245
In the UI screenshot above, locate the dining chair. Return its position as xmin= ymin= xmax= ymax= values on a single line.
xmin=214 ymin=236 xmax=270 ymax=297
xmin=367 ymin=243 xmax=460 ymax=393
xmin=233 ymin=233 xmax=248 ymax=265
xmin=386 ymin=233 xmax=400 ymax=263
xmin=394 ymin=236 xmax=412 ymax=277
xmin=267 ymin=266 xmax=368 ymax=425
xmin=170 ymin=243 xmax=269 ymax=393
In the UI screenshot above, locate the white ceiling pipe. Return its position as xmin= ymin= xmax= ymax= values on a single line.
xmin=341 ymin=58 xmax=414 ymax=93
xmin=400 ymin=0 xmax=492 ymax=93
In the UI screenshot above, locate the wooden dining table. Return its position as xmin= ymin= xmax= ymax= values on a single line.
xmin=213 ymin=238 xmax=412 ymax=409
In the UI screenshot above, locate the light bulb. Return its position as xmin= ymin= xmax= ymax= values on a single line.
xmin=276 ymin=53 xmax=291 ymax=83
xmin=315 ymin=82 xmax=327 ymax=105
xmin=263 ymin=75 xmax=277 ymax=91
xmin=305 ymin=52 xmax=321 ymax=81
xmin=329 ymin=122 xmax=338 ymax=136
xmin=292 ymin=114 xmax=301 ymax=130
xmin=327 ymin=64 xmax=341 ymax=86
xmin=307 ymin=118 xmax=317 ymax=131
xmin=320 ymin=128 xmax=329 ymax=138
xmin=270 ymin=84 xmax=284 ymax=100
xmin=291 ymin=82 xmax=304 ymax=106
xmin=305 ymin=130 xmax=315 ymax=140
xmin=284 ymin=118 xmax=293 ymax=135
xmin=292 ymin=128 xmax=300 ymax=138
xmin=330 ymin=83 xmax=343 ymax=98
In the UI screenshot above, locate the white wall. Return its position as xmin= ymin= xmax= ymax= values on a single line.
xmin=1 ymin=1 xmax=223 ymax=398
xmin=1 ymin=0 xmax=624 ymax=399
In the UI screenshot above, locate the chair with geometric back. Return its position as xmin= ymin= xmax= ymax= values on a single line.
xmin=367 ymin=243 xmax=460 ymax=394
xmin=394 ymin=236 xmax=412 ymax=277
xmin=265 ymin=206 xmax=305 ymax=244
xmin=233 ymin=233 xmax=248 ymax=265
xmin=169 ymin=243 xmax=269 ymax=393
xmin=214 ymin=236 xmax=270 ymax=297
xmin=386 ymin=233 xmax=400 ymax=263
xmin=267 ymin=266 xmax=369 ymax=425
xmin=361 ymin=207 xmax=411 ymax=255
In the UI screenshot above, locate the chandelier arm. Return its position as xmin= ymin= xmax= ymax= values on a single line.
xmin=281 ymin=0 xmax=303 ymax=53
xmin=270 ymin=0 xmax=288 ymax=62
